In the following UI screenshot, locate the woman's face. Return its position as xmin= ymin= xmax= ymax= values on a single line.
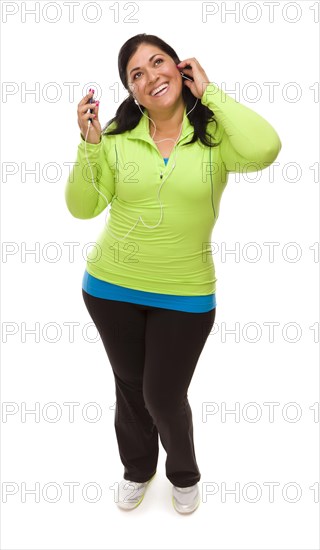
xmin=126 ymin=43 xmax=183 ymax=110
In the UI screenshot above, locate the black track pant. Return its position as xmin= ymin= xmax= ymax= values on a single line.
xmin=82 ymin=289 xmax=216 ymax=488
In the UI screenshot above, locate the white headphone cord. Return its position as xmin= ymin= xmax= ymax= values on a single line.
xmin=84 ymin=94 xmax=198 ymax=242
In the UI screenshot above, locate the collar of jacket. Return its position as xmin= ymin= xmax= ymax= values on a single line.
xmin=126 ymin=103 xmax=194 ymax=147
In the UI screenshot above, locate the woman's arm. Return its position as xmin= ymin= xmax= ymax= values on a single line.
xmin=64 ymin=134 xmax=115 ymax=219
xmin=201 ymin=82 xmax=282 ymax=173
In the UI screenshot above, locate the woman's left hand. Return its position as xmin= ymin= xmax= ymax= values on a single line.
xmin=176 ymin=58 xmax=211 ymax=99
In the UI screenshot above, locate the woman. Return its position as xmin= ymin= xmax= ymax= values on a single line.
xmin=65 ymin=33 xmax=282 ymax=514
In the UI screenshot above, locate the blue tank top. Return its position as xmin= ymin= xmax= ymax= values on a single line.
xmin=82 ymin=157 xmax=216 ymax=313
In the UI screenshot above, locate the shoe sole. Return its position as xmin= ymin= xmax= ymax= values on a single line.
xmin=116 ymin=472 xmax=156 ymax=511
xmin=172 ymin=494 xmax=201 ymax=514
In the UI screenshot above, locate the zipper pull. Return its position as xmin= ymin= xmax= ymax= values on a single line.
xmin=160 ymin=171 xmax=163 ymax=179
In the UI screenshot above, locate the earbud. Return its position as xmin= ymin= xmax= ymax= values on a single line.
xmin=180 ymin=73 xmax=193 ymax=82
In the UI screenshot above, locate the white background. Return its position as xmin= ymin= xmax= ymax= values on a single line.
xmin=1 ymin=1 xmax=319 ymax=549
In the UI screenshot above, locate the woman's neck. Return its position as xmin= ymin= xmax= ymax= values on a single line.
xmin=148 ymin=101 xmax=185 ymax=136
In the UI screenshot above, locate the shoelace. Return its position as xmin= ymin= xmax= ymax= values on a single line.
xmin=124 ymin=480 xmax=146 ymax=488
xmin=175 ymin=485 xmax=196 ymax=493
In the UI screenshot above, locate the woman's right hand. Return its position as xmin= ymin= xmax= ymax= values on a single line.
xmin=77 ymin=90 xmax=101 ymax=144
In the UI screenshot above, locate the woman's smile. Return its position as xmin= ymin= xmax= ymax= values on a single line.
xmin=151 ymin=84 xmax=170 ymax=98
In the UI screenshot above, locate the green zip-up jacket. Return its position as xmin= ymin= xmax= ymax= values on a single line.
xmin=65 ymin=82 xmax=282 ymax=296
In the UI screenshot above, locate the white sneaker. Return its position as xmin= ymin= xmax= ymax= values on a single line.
xmin=172 ymin=482 xmax=200 ymax=514
xmin=116 ymin=473 xmax=156 ymax=510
